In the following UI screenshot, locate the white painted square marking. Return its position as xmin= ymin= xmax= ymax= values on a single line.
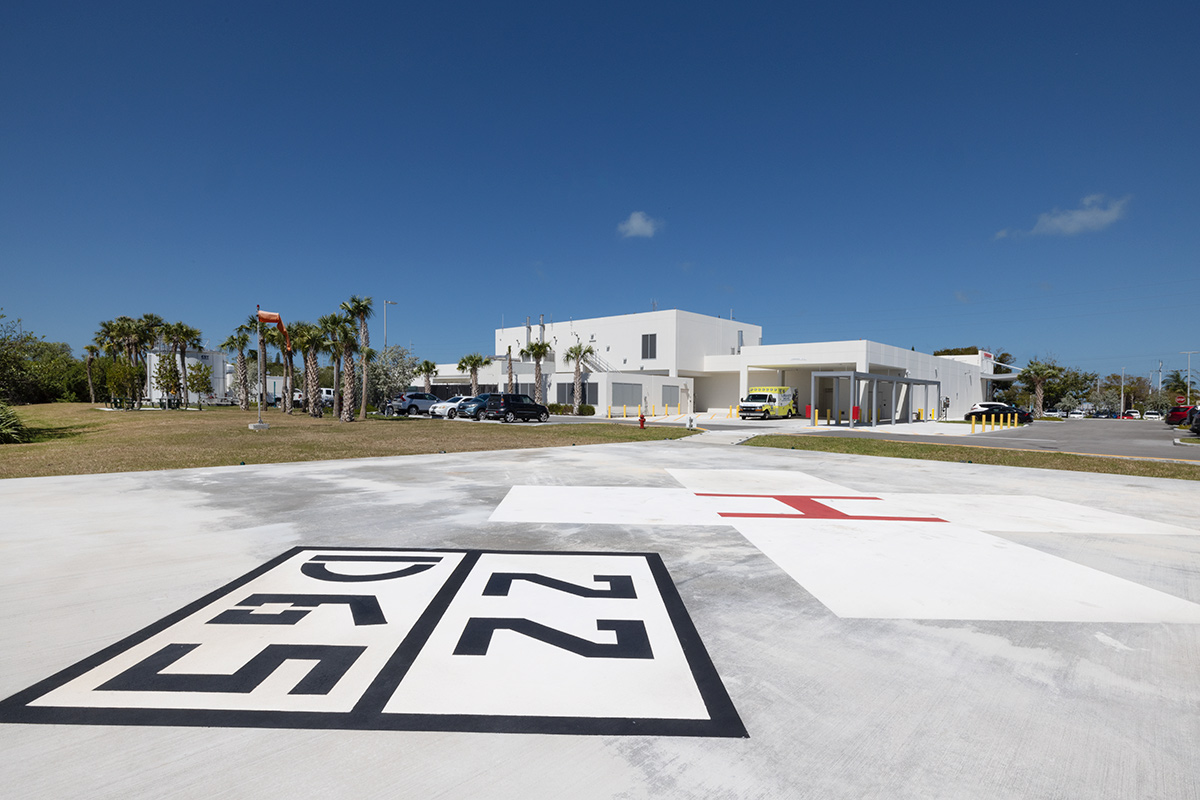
xmin=384 ymin=553 xmax=710 ymax=720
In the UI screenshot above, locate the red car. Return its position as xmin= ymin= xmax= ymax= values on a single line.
xmin=1164 ymin=405 xmax=1195 ymax=425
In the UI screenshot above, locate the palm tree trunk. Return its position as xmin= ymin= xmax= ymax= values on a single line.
xmin=507 ymin=348 xmax=514 ymax=393
xmin=236 ymin=351 xmax=250 ymax=410
xmin=573 ymin=362 xmax=582 ymax=414
xmin=179 ymin=346 xmax=190 ymax=407
xmin=333 ymin=354 xmax=342 ymax=419
xmin=284 ymin=351 xmax=295 ymax=414
xmin=305 ymin=348 xmax=322 ymax=417
xmin=341 ymin=342 xmax=356 ymax=422
xmin=471 ymin=369 xmax=479 ymax=398
xmin=359 ymin=319 xmax=369 ymax=420
xmin=85 ymin=357 xmax=96 ymax=403
xmin=533 ymin=358 xmax=543 ymax=405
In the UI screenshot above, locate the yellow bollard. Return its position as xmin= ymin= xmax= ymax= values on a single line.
xmin=971 ymin=417 xmax=976 ymax=433
xmin=607 ymin=405 xmax=611 ymax=419
xmin=623 ymin=405 xmax=627 ymax=418
xmin=652 ymin=404 xmax=656 ymax=417
xmin=826 ymin=408 xmax=831 ymax=424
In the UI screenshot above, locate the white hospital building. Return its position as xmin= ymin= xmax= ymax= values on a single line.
xmin=432 ymin=309 xmax=1006 ymax=424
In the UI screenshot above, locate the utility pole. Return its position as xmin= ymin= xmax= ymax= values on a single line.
xmin=384 ymin=299 xmax=398 ymax=350
xmin=1184 ymin=351 xmax=1198 ymax=405
xmin=1120 ymin=368 xmax=1125 ymax=414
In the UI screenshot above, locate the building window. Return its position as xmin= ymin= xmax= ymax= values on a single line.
xmin=662 ymin=385 xmax=679 ymax=407
xmin=612 ymin=382 xmax=642 ymax=407
xmin=641 ymin=334 xmax=656 ymax=360
xmin=557 ymin=382 xmax=598 ymax=405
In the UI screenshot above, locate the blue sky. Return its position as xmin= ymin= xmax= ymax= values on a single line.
xmin=3 ymin=2 xmax=1198 ymax=382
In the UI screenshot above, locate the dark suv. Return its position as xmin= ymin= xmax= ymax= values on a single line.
xmin=457 ymin=394 xmax=495 ymax=421
xmin=485 ymin=393 xmax=550 ymax=423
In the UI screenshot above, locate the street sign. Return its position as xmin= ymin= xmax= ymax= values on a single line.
xmin=1178 ymin=396 xmax=1187 ymax=405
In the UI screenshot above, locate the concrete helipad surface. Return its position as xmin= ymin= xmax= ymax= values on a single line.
xmin=2 ymin=440 xmax=1199 ymax=799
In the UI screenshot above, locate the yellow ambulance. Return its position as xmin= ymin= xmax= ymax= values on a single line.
xmin=738 ymin=386 xmax=796 ymax=420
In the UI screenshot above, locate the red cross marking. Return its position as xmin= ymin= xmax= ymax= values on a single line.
xmin=694 ymin=493 xmax=947 ymax=522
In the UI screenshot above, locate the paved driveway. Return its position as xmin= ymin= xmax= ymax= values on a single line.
xmin=2 ymin=440 xmax=1198 ymax=798
xmin=632 ymin=414 xmax=1200 ymax=461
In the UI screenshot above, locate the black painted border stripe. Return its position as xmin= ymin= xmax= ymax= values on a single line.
xmin=0 ymin=547 xmax=747 ymax=738
xmin=350 ymin=549 xmax=481 ymax=715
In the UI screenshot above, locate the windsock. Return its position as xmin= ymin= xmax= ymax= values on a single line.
xmin=257 ymin=309 xmax=291 ymax=352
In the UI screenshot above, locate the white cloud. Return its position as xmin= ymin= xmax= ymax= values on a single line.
xmin=617 ymin=211 xmax=661 ymax=238
xmin=1029 ymin=194 xmax=1130 ymax=236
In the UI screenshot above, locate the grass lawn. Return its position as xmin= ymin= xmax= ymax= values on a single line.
xmin=743 ymin=434 xmax=1200 ymax=481
xmin=0 ymin=403 xmax=696 ymax=479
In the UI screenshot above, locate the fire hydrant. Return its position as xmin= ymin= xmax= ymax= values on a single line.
xmin=639 ymin=412 xmax=646 ymax=429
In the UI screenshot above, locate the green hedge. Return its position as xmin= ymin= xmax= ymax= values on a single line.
xmin=546 ymin=402 xmax=596 ymax=416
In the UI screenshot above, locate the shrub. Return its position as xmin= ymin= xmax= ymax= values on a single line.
xmin=0 ymin=401 xmax=29 ymax=444
xmin=578 ymin=404 xmax=596 ymax=416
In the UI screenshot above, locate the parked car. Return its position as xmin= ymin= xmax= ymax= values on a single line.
xmin=1192 ymin=411 xmax=1200 ymax=436
xmin=457 ymin=394 xmax=496 ymax=421
xmin=1121 ymin=410 xmax=1140 ymax=419
xmin=1143 ymin=410 xmax=1162 ymax=421
xmin=1042 ymin=409 xmax=1066 ymax=418
xmin=1067 ymin=409 xmax=1084 ymax=419
xmin=964 ymin=405 xmax=1032 ymax=424
xmin=969 ymin=401 xmax=1010 ymax=414
xmin=382 ymin=392 xmax=439 ymax=416
xmin=429 ymin=395 xmax=468 ymax=419
xmin=484 ymin=393 xmax=551 ymax=423
xmin=1164 ymin=405 xmax=1195 ymax=425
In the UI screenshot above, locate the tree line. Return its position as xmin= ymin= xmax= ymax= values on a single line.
xmin=934 ymin=346 xmax=1195 ymax=416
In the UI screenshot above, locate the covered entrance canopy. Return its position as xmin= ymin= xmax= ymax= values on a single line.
xmin=810 ymin=370 xmax=941 ymax=428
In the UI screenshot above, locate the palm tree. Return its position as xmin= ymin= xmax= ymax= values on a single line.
xmin=136 ymin=314 xmax=165 ymax=402
xmin=1020 ymin=359 xmax=1063 ymax=417
xmin=264 ymin=324 xmax=296 ymax=414
xmin=288 ymin=321 xmax=324 ymax=417
xmin=415 ymin=360 xmax=438 ymax=393
xmin=457 ymin=353 xmax=492 ymax=397
xmin=519 ymin=341 xmax=553 ymax=405
xmin=1164 ymin=369 xmax=1193 ymax=398
xmin=562 ymin=342 xmax=596 ymax=414
xmin=341 ymin=296 xmax=374 ymax=420
xmin=83 ymin=344 xmax=99 ymax=403
xmin=241 ymin=313 xmax=270 ymax=411
xmin=220 ymin=330 xmax=251 ymax=410
xmin=318 ymin=314 xmax=344 ymax=418
xmin=506 ymin=346 xmax=514 ymax=393
xmin=165 ymin=322 xmax=202 ymax=406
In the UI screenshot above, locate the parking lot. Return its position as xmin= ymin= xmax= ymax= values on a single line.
xmin=2 ymin=434 xmax=1198 ymax=799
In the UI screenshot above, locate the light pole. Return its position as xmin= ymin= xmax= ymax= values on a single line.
xmin=383 ymin=300 xmax=398 ymax=350
xmin=1184 ymin=351 xmax=1198 ymax=405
